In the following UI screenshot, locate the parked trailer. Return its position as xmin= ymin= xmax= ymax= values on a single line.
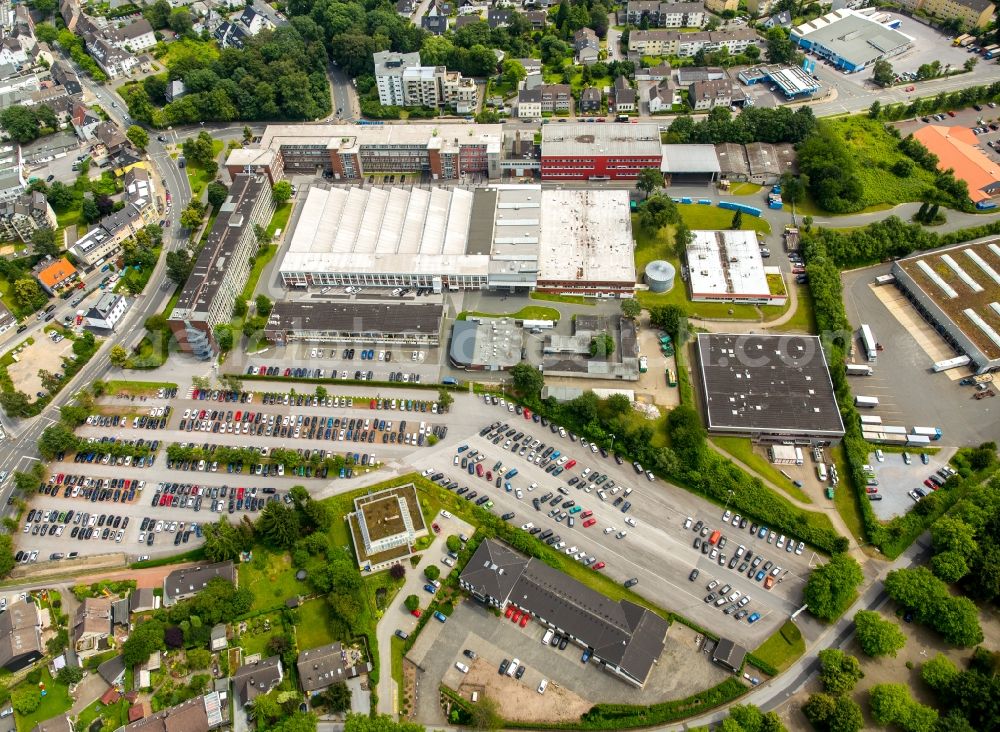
xmin=859 ymin=415 xmax=883 ymax=426
xmin=882 ymin=425 xmax=908 ymax=435
xmin=817 ymin=463 xmax=828 ymax=482
xmin=982 ymin=44 xmax=1000 ymax=57
xmin=874 ymin=274 xmax=896 ymax=286
xmin=862 ymin=431 xmax=908 ymax=445
xmin=933 ymin=355 xmax=971 ymax=372
xmin=911 ymin=426 xmax=943 ymax=440
xmin=855 ymin=395 xmax=879 ymax=408
xmin=859 ymin=324 xmax=877 ymax=362
xmin=953 ymin=33 xmax=972 ymax=45
xmin=718 ymin=201 xmax=763 ymax=217
xmin=959 ymin=35 xmax=975 ymax=46
xmin=907 ymin=434 xmax=932 ymax=446
xmin=846 ymin=364 xmax=874 ymax=376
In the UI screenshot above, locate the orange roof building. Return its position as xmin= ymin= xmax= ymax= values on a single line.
xmin=34 ymin=257 xmax=77 ymax=293
xmin=912 ymin=125 xmax=1000 ymax=203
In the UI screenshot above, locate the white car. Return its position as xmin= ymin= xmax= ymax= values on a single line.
xmin=795 ymin=541 xmax=805 ymax=555
xmin=603 ymin=527 xmax=614 ymax=535
xmin=684 ymin=516 xmax=693 ymax=529
xmin=537 ymin=679 xmax=548 ymax=694
xmin=441 ymin=556 xmax=456 ymax=567
xmin=528 ymin=482 xmax=537 ymax=492
xmin=624 ymin=517 xmax=637 ymax=527
xmin=455 ymin=662 xmax=470 ymax=674
xmin=616 ymin=530 xmax=627 ymax=539
xmin=310 ymin=349 xmax=317 ymax=358
xmin=565 ymin=545 xmax=578 ymax=555
xmin=723 ymin=509 xmax=732 ymax=522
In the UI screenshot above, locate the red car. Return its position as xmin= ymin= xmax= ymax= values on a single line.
xmin=583 ymin=518 xmax=597 ymax=528
xmin=581 ymin=510 xmax=592 ymax=519
xmin=432 ymin=522 xmax=441 ymax=534
xmin=906 ymin=85 xmax=915 ymax=92
xmin=523 ymin=408 xmax=532 ymax=420
xmin=565 ymin=459 xmax=577 ymax=470
xmin=259 ymin=366 xmax=267 ymax=375
xmin=485 ymin=471 xmax=493 ymax=481
xmin=592 ymin=562 xmax=605 ymax=570
xmin=237 ymin=487 xmax=245 ymax=500
xmin=519 ymin=613 xmax=530 ymax=627
xmin=511 ymin=609 xmax=522 ymax=623
xmin=865 ymin=486 xmax=878 ymax=494
xmin=370 ymin=399 xmax=376 ymax=409
xmin=476 ymin=463 xmax=484 ymax=477
xmin=411 ymin=608 xmax=422 ymax=618
xmin=505 ymin=606 xmax=514 ymax=619
xmin=284 ymin=368 xmax=292 ymax=376
xmin=234 ymin=411 xmax=242 ymax=421
xmin=924 ymin=479 xmax=935 ymax=489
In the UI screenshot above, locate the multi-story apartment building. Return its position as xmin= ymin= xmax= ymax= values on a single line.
xmin=374 ymin=50 xmax=421 ymax=106
xmin=225 ymin=124 xmax=503 ymax=182
xmin=579 ymin=86 xmax=602 ymax=113
xmin=440 ymin=70 xmax=478 ymax=113
xmin=625 ymin=1 xmax=707 ymax=27
xmin=574 ymin=27 xmax=600 ymax=63
xmin=898 ymin=0 xmax=994 ymax=27
xmin=0 ymin=144 xmax=24 ymax=205
xmin=71 ymin=167 xmax=157 ymax=267
xmin=167 ymin=174 xmax=274 ymax=358
xmin=628 ymin=27 xmax=759 ymax=56
xmin=0 ymin=191 xmax=55 ymax=244
xmin=689 ymin=78 xmax=733 ymax=109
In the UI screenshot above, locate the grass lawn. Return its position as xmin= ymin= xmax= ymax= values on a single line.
xmin=14 ymin=668 xmax=71 ymax=732
xmin=239 ymin=612 xmax=286 ymax=657
xmin=771 ymin=283 xmax=817 ymax=333
xmin=712 ymin=437 xmax=812 ymax=504
xmin=0 ymin=274 xmax=24 ymax=317
xmin=752 ymin=620 xmax=805 ymax=672
xmin=76 ymin=698 xmax=129 ymax=732
xmin=457 ymin=305 xmax=560 ymax=321
xmin=186 ymin=140 xmax=225 ymax=199
xmin=265 ymin=202 xmax=292 ymax=239
xmin=678 ymin=204 xmax=772 ymax=234
xmin=728 ymin=182 xmax=763 ymax=196
xmin=295 ymin=598 xmax=339 ymax=650
xmin=238 ymin=548 xmax=310 ymax=612
xmin=100 ymin=379 xmax=177 ymax=395
xmin=530 ymin=292 xmax=594 ymax=306
xmin=829 ymin=444 xmax=865 ymax=543
xmin=240 ymin=244 xmax=277 ymax=302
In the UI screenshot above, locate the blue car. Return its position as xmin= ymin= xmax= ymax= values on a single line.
xmin=433 ymin=611 xmax=447 ymax=623
xmin=757 ymin=526 xmax=769 ymax=539
xmin=747 ymin=612 xmax=761 ymax=624
xmin=581 ymin=649 xmax=592 ymax=663
xmin=755 ymin=569 xmax=767 ymax=582
xmin=423 ymin=584 xmax=437 ymax=594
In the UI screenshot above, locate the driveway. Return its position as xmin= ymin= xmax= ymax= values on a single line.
xmin=374 ymin=510 xmax=475 ymax=714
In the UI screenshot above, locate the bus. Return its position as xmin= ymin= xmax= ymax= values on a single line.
xmin=666 ymin=368 xmax=677 ymax=387
xmin=846 ymin=364 xmax=873 ymax=376
xmin=859 ymin=324 xmax=877 ymax=362
xmin=855 ymin=395 xmax=879 ymax=408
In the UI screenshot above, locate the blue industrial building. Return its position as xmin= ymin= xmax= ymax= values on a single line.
xmin=738 ymin=64 xmax=821 ymax=98
xmin=790 ymin=9 xmax=914 ymax=72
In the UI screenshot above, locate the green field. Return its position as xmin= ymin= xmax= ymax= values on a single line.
xmin=14 ymin=669 xmax=71 ymax=732
xmin=100 ymin=379 xmax=177 ymax=395
xmin=678 ymin=205 xmax=771 ymax=234
xmin=295 ymin=598 xmax=339 ymax=651
xmin=186 ymin=140 xmax=225 ymax=199
xmin=712 ymin=437 xmax=812 ymax=503
xmin=752 ymin=620 xmax=805 ymax=672
xmin=829 ymin=444 xmax=865 ymax=543
xmin=238 ymin=612 xmax=286 ymax=657
xmin=772 ymin=282 xmax=817 ymax=333
xmin=530 ymin=291 xmax=594 ymax=306
xmin=265 ymin=202 xmax=292 ymax=239
xmin=457 ymin=305 xmax=561 ymax=321
xmin=238 ymin=548 xmax=310 ymax=612
xmin=728 ymin=182 xmax=763 ymax=196
xmin=240 ymin=244 xmax=277 ymax=302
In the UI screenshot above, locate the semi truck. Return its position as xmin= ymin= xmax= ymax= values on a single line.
xmin=910 ymin=426 xmax=942 ymax=440
xmin=855 ymin=395 xmax=879 ymax=408
xmin=846 ymin=364 xmax=873 ymax=376
xmin=907 ymin=434 xmax=932 ymax=446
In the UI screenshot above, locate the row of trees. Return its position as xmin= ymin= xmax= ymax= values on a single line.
xmin=0 ymin=104 xmax=59 ymax=144
xmin=665 ymin=105 xmax=817 ymax=146
xmin=883 ymin=567 xmax=983 ymax=647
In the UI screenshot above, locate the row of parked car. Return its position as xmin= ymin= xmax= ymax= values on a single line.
xmin=23 ymin=507 xmax=131 ymax=544
xmin=150 ymin=482 xmax=287 ymax=517
xmin=70 ymin=437 xmax=158 ymax=468
xmin=86 ymin=406 xmax=172 ymax=429
xmin=137 ymin=516 xmax=204 ymax=547
xmin=42 ymin=473 xmax=144 ymax=504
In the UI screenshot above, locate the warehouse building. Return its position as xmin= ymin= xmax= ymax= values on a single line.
xmin=686 ymin=230 xmax=786 ymax=304
xmin=661 ymin=144 xmax=720 ymax=185
xmin=225 ymin=123 xmax=503 ymax=183
xmin=738 ymin=65 xmax=820 ymax=99
xmin=263 ymin=300 xmax=443 ymax=346
xmin=891 ymin=240 xmax=1000 ymax=374
xmin=461 ymin=539 xmax=668 ymax=688
xmin=696 ymin=333 xmax=845 ymax=444
xmin=540 ymin=123 xmax=663 ymax=180
xmin=278 ymin=184 xmax=636 ymax=296
xmin=167 ymin=175 xmax=273 ymax=359
xmin=791 ymin=9 xmax=914 ymax=72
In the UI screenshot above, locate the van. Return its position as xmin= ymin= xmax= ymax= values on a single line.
xmin=507 ymin=658 xmax=520 ymax=677
xmin=542 ymin=628 xmax=554 ymax=645
xmin=708 ymin=530 xmax=721 ymax=545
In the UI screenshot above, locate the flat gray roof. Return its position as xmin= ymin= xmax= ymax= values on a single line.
xmin=697 ymin=333 xmax=845 ymax=437
xmin=542 ymin=123 xmax=663 ymax=158
xmin=661 ymin=144 xmax=720 ymax=174
xmin=793 ymin=9 xmax=913 ymax=65
xmin=449 ymin=318 xmax=522 ymax=369
xmin=265 ymin=300 xmax=443 ymax=337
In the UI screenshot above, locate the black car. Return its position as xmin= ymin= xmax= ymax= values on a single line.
xmin=551 ymin=634 xmax=561 ymax=647
xmin=501 ymin=512 xmax=515 ymax=521
xmin=689 ymin=568 xmax=699 ymax=581
xmin=498 ymin=659 xmax=510 ymax=675
xmin=515 ymin=665 xmax=526 ymax=679
xmin=464 ymin=649 xmax=477 ymax=659
xmin=624 ymin=578 xmax=639 ymax=588
xmin=558 ymin=636 xmax=569 ymax=650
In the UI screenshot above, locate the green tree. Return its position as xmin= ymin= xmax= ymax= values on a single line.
xmin=638 ymin=193 xmax=679 ymax=231
xmin=424 ymin=564 xmax=440 ymax=581
xmin=818 ymin=648 xmax=864 ymax=695
xmin=404 ymin=594 xmax=420 ymax=612
xmin=31 ymin=227 xmax=60 ymax=257
xmin=57 ymin=665 xmax=84 ymax=685
xmin=214 ymin=324 xmax=234 ymax=352
xmin=649 ymin=304 xmax=685 ymax=338
xmin=854 ymin=610 xmax=906 ymax=658
xmin=81 ymin=196 xmax=101 ymax=224
xmin=143 ymin=0 xmax=171 ymax=28
xmin=12 ymin=278 xmax=45 ymax=310
xmin=731 ymin=209 xmax=744 ymax=229
xmin=344 ymin=714 xmax=425 ymax=732
xmin=168 ymin=7 xmax=193 ymax=34
xmin=636 ymin=168 xmax=663 ymax=199
xmin=122 ymin=618 xmax=165 ymax=666
xmin=921 ymin=653 xmax=958 ymax=692
xmin=502 ymin=59 xmax=527 ymax=86
xmin=202 ymin=517 xmax=250 ymax=562
xmin=108 ymin=344 xmax=129 ymax=368
xmin=0 ymin=535 xmax=15 ymax=578
xmin=621 ymin=299 xmax=641 ymax=319
xmin=46 ymin=181 xmax=75 ymax=210
xmin=589 ymin=332 xmax=615 ymax=357
xmin=257 ymin=502 xmax=300 ymax=549
xmin=186 ymin=649 xmax=212 ymax=669
xmin=180 ymin=203 xmax=205 ymax=229
xmin=468 ymin=695 xmax=502 ymax=731
xmin=166 ymin=249 xmax=193 ymax=285
xmin=321 ymin=682 xmax=352 ymax=713
xmin=872 ymin=59 xmax=895 ymax=87
xmin=255 ymin=295 xmax=273 ymax=316
xmin=39 ymin=424 xmax=80 ymax=459
xmin=126 ymin=125 xmax=149 ymax=150
xmin=437 ymin=388 xmax=453 ymax=411
xmin=870 ymin=683 xmax=938 ymax=731
xmin=11 ymin=687 xmax=40 ymax=715
xmin=510 ymin=362 xmax=543 ymax=397
xmin=446 ymin=535 xmax=462 ymax=553
xmin=0 ymin=390 xmax=32 ymax=417
xmin=207 ymin=181 xmax=229 ymax=210
xmin=804 ymin=554 xmax=863 ymax=621
xmin=931 ymin=550 xmax=970 ymax=583
xmin=766 ymin=27 xmax=797 ymax=64
xmin=272 ymin=180 xmax=293 ymax=205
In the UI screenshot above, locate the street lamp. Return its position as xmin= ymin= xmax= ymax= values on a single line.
xmin=609 ymin=433 xmax=616 ymax=453
xmin=724 ymin=489 xmax=734 ymax=513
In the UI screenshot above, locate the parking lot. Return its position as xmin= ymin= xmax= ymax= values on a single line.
xmin=896 ymin=103 xmax=1000 ymax=164
xmin=865 ymin=449 xmax=957 ymax=519
xmin=408 ymin=599 xmax=731 ymax=725
xmin=410 ymin=399 xmax=817 ymax=646
xmin=842 ymin=266 xmax=1000 ymax=447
